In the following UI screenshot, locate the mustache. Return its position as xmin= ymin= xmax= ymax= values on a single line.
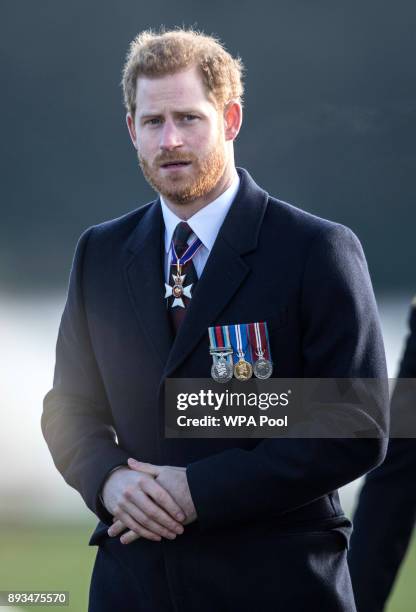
xmin=154 ymin=152 xmax=197 ymax=166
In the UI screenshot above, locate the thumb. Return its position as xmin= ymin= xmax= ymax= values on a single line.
xmin=128 ymin=458 xmax=160 ymax=477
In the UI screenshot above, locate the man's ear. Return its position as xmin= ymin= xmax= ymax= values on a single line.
xmin=126 ymin=112 xmax=138 ymax=150
xmin=223 ymin=100 xmax=243 ymax=142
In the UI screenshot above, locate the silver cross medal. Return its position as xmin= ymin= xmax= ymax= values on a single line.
xmin=165 ymin=264 xmax=193 ymax=308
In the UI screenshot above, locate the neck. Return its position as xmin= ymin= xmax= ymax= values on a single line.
xmin=162 ymin=162 xmax=237 ymax=220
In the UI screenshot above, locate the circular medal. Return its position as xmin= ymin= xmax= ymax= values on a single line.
xmin=253 ymin=357 xmax=273 ymax=379
xmin=234 ymin=358 xmax=253 ymax=381
xmin=172 ymin=284 xmax=183 ymax=298
xmin=211 ymin=359 xmax=233 ymax=383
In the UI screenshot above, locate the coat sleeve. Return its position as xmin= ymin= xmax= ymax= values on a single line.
xmin=348 ymin=301 xmax=416 ymax=612
xmin=186 ymin=224 xmax=389 ymax=530
xmin=41 ymin=228 xmax=130 ymax=525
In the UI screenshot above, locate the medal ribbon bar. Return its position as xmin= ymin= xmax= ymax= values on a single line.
xmin=248 ymin=321 xmax=271 ymax=361
xmin=229 ymin=323 xmax=252 ymax=364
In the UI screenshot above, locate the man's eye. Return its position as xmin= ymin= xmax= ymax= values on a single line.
xmin=183 ymin=115 xmax=198 ymax=121
xmin=145 ymin=118 xmax=161 ymax=126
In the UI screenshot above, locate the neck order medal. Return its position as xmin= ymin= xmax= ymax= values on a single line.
xmin=164 ymin=268 xmax=192 ymax=308
xmin=165 ymin=233 xmax=202 ymax=308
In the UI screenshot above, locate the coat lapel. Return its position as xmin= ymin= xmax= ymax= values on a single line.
xmin=124 ymin=201 xmax=173 ymax=368
xmin=163 ymin=168 xmax=269 ymax=378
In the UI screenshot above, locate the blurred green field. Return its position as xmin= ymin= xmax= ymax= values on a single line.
xmin=0 ymin=522 xmax=414 ymax=611
xmin=385 ymin=529 xmax=416 ymax=612
xmin=0 ymin=523 xmax=97 ymax=611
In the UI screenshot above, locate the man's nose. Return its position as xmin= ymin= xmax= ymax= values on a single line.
xmin=160 ymin=120 xmax=183 ymax=150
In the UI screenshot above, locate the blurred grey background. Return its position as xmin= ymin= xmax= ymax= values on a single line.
xmin=1 ymin=0 xmax=415 ymax=522
xmin=2 ymin=0 xmax=416 ymax=291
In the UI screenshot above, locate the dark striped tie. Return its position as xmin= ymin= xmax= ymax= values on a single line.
xmin=168 ymin=222 xmax=199 ymax=333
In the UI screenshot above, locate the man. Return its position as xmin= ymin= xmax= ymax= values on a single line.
xmin=42 ymin=29 xmax=388 ymax=612
xmin=349 ymin=298 xmax=416 ymax=611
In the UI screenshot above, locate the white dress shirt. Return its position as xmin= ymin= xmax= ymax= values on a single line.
xmin=160 ymin=172 xmax=240 ymax=283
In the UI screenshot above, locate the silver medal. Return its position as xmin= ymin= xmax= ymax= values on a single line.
xmin=210 ymin=348 xmax=233 ymax=383
xmin=253 ymin=356 xmax=273 ymax=379
xmin=251 ymin=322 xmax=273 ymax=379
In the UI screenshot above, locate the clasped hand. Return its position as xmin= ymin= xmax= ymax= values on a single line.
xmin=102 ymin=458 xmax=197 ymax=544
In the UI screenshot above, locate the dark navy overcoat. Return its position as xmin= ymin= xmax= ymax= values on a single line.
xmin=42 ymin=168 xmax=388 ymax=611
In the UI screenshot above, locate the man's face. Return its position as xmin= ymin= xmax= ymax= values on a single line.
xmin=127 ymin=66 xmax=228 ymax=205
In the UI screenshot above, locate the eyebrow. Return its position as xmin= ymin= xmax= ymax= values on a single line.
xmin=138 ymin=109 xmax=204 ymax=121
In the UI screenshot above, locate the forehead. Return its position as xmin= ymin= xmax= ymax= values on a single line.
xmin=135 ymin=65 xmax=215 ymax=113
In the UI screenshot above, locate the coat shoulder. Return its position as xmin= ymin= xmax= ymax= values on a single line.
xmin=73 ymin=200 xmax=159 ymax=262
xmin=267 ymin=195 xmax=353 ymax=238
xmin=88 ymin=200 xmax=156 ymax=241
xmin=265 ymin=195 xmax=362 ymax=253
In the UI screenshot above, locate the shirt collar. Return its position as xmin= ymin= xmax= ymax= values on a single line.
xmin=160 ymin=171 xmax=240 ymax=254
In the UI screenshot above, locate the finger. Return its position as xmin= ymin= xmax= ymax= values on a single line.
xmin=117 ymin=499 xmax=183 ymax=539
xmin=120 ymin=529 xmax=142 ymax=545
xmin=114 ymin=507 xmax=161 ymax=542
xmin=141 ymin=479 xmax=186 ymax=522
xmin=123 ymin=489 xmax=185 ymax=532
xmin=128 ymin=458 xmax=160 ymax=477
xmin=108 ymin=519 xmax=126 ymax=537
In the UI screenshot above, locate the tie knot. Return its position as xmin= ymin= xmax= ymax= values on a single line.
xmin=173 ymin=222 xmax=193 ymax=257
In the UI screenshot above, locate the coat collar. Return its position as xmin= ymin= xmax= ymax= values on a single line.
xmin=124 ymin=167 xmax=269 ymax=376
